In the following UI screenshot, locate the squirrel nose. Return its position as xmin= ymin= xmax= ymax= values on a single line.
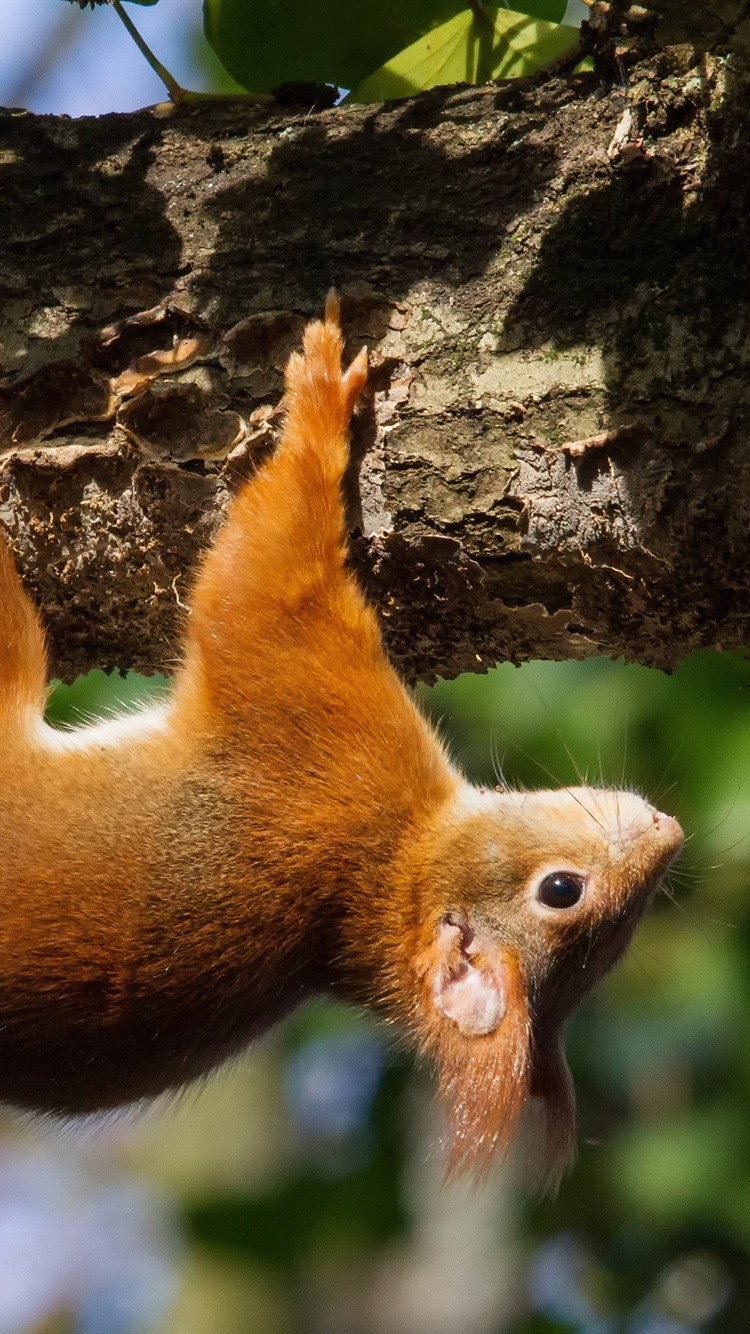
xmin=651 ymin=808 xmax=685 ymax=854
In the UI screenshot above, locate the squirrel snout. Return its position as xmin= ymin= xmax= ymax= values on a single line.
xmin=650 ymin=807 xmax=685 ymax=857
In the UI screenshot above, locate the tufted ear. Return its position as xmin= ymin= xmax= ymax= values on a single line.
xmin=414 ymin=913 xmax=533 ymax=1179
xmin=432 ymin=911 xmax=508 ymax=1036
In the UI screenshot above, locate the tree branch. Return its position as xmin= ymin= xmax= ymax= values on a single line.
xmin=1 ymin=52 xmax=749 ymax=681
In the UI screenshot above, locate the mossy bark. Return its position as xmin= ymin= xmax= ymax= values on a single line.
xmin=2 ymin=44 xmax=750 ymax=681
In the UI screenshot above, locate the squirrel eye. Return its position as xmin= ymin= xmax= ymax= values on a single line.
xmin=537 ymin=872 xmax=585 ymax=910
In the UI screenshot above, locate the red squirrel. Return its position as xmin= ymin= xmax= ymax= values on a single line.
xmin=0 ymin=297 xmax=683 ymax=1181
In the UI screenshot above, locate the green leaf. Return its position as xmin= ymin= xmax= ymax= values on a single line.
xmin=203 ymin=0 xmax=566 ymax=96
xmin=351 ymin=7 xmax=579 ymax=103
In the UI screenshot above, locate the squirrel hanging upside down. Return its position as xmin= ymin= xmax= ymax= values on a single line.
xmin=0 ymin=296 xmax=683 ymax=1181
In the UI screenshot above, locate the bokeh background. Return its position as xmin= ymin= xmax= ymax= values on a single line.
xmin=1 ymin=4 xmax=747 ymax=1332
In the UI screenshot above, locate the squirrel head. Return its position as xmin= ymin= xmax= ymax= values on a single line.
xmin=394 ymin=785 xmax=684 ymax=1185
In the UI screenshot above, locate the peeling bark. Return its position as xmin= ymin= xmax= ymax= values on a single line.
xmin=1 ymin=45 xmax=750 ymax=682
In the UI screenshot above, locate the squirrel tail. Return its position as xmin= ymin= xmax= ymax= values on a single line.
xmin=0 ymin=535 xmax=48 ymax=728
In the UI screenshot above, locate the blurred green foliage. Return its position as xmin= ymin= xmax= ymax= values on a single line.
xmin=46 ymin=668 xmax=169 ymax=729
xmin=47 ymin=653 xmax=750 ymax=1331
xmin=422 ymin=653 xmax=750 ymax=1332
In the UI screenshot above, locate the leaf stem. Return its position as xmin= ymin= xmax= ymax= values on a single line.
xmin=111 ymin=0 xmax=187 ymax=103
xmin=110 ymin=1 xmax=273 ymax=108
xmin=468 ymin=0 xmax=494 ymax=32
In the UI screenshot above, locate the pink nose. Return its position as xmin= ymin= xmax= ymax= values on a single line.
xmin=651 ymin=809 xmax=685 ymax=854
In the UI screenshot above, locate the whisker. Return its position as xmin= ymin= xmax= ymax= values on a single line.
xmin=626 ymin=942 xmax=671 ymax=1014
xmin=619 ymin=706 xmax=630 ymax=790
xmin=658 ymin=881 xmax=735 ymax=936
xmin=489 ymin=727 xmax=508 ymax=790
xmin=652 ymin=745 xmax=683 ymax=810
xmin=529 ymin=680 xmax=587 ymax=788
xmin=494 ymin=735 xmax=611 ymax=836
xmin=662 ymin=891 xmax=730 ymax=935
xmin=685 ymin=786 xmax=744 ymax=844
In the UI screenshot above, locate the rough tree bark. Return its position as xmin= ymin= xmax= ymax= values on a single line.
xmin=2 ymin=2 xmax=750 ymax=681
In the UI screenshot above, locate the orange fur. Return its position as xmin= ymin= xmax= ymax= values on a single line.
xmin=0 ymin=299 xmax=684 ymax=1180
xmin=427 ymin=947 xmax=532 ymax=1182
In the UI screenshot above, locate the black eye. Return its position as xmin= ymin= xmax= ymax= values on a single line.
xmin=537 ymin=872 xmax=585 ymax=910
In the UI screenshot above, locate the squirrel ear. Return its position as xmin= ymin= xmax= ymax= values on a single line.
xmin=432 ymin=911 xmax=508 ymax=1037
xmin=414 ymin=919 xmax=531 ymax=1178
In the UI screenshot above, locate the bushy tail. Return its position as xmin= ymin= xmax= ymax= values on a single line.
xmin=0 ymin=535 xmax=47 ymax=728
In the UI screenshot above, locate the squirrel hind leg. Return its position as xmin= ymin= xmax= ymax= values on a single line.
xmin=184 ymin=296 xmax=371 ymax=690
xmin=282 ymin=296 xmax=368 ymax=458
xmin=0 ymin=536 xmax=47 ymax=726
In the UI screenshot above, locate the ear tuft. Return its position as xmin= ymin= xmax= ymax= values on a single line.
xmin=414 ymin=916 xmax=533 ymax=1180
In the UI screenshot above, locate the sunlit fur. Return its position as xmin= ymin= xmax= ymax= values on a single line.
xmin=0 ymin=300 xmax=683 ymax=1180
xmin=374 ymin=785 xmax=683 ymax=1183
xmin=421 ymin=943 xmax=533 ymax=1181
